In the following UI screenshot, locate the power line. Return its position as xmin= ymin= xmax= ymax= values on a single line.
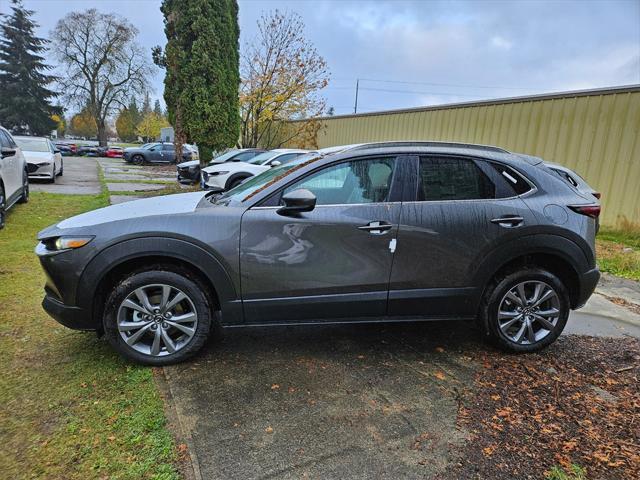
xmin=360 ymin=86 xmax=484 ymax=98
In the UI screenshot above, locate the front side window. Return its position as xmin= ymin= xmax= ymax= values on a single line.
xmin=283 ymin=158 xmax=396 ymax=205
xmin=418 ymin=156 xmax=497 ymax=201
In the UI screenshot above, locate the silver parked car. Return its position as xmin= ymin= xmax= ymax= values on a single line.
xmin=0 ymin=126 xmax=29 ymax=229
xmin=14 ymin=136 xmax=63 ymax=182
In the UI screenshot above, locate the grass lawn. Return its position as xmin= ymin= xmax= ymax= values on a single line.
xmin=0 ymin=192 xmax=179 ymax=479
xmin=596 ymin=227 xmax=640 ymax=281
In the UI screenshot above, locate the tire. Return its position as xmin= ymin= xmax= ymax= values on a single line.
xmin=47 ymin=164 xmax=56 ymax=183
xmin=57 ymin=159 xmax=64 ymax=177
xmin=103 ymin=266 xmax=213 ymax=365
xmin=480 ymin=267 xmax=570 ymax=353
xmin=132 ymin=154 xmax=145 ymax=165
xmin=0 ymin=183 xmax=6 ymax=230
xmin=18 ymin=170 xmax=29 ymax=203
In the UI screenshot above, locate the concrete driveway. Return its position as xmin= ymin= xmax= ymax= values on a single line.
xmin=29 ymin=156 xmax=101 ymax=195
xmin=162 ymin=292 xmax=640 ymax=480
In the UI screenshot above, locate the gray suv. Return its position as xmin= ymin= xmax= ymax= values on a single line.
xmin=36 ymin=142 xmax=601 ymax=365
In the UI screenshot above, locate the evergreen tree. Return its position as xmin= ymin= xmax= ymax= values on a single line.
xmin=0 ymin=0 xmax=60 ymax=134
xmin=153 ymin=99 xmax=162 ymax=116
xmin=141 ymin=91 xmax=152 ymax=115
xmin=128 ymin=98 xmax=142 ymax=126
xmin=156 ymin=0 xmax=240 ymax=162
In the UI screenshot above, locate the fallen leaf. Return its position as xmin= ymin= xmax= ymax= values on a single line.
xmin=433 ymin=371 xmax=446 ymax=380
xmin=271 ymin=384 xmax=280 ymax=390
xmin=265 ymin=426 xmax=274 ymax=434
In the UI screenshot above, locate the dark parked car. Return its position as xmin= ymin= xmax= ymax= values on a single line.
xmin=123 ymin=143 xmax=197 ymax=165
xmin=77 ymin=145 xmax=98 ymax=156
xmin=36 ymin=142 xmax=601 ymax=365
xmin=176 ymin=148 xmax=266 ymax=184
xmin=54 ymin=143 xmax=73 ymax=156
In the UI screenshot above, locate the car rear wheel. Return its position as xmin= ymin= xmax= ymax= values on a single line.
xmin=18 ymin=170 xmax=29 ymax=203
xmin=103 ymin=268 xmax=213 ymax=365
xmin=481 ymin=268 xmax=569 ymax=352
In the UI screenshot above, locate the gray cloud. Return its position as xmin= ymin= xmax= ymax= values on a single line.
xmin=5 ymin=0 xmax=639 ymax=116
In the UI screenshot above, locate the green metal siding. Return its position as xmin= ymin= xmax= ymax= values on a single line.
xmin=294 ymin=86 xmax=640 ymax=228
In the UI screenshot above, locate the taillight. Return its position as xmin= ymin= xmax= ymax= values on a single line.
xmin=593 ymin=192 xmax=601 ymax=199
xmin=569 ymin=205 xmax=601 ymax=218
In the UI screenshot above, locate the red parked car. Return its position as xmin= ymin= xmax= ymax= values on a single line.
xmin=106 ymin=146 xmax=124 ymax=158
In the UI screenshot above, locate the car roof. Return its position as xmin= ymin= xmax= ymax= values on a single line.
xmin=14 ymin=135 xmax=48 ymax=140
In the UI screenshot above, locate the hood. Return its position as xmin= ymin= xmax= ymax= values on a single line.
xmin=49 ymin=191 xmax=208 ymax=231
xmin=177 ymin=160 xmax=200 ymax=169
xmin=22 ymin=151 xmax=53 ymax=163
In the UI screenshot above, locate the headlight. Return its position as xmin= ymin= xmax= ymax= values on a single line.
xmin=210 ymin=171 xmax=229 ymax=176
xmin=47 ymin=236 xmax=94 ymax=251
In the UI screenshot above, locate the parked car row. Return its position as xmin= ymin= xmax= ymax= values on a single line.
xmin=175 ymin=147 xmax=314 ymax=191
xmin=123 ymin=142 xmax=199 ymax=165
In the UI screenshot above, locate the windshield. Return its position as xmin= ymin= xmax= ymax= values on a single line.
xmin=215 ymin=153 xmax=322 ymax=204
xmin=211 ymin=149 xmax=240 ymax=163
xmin=15 ymin=137 xmax=49 ymax=152
xmin=248 ymin=151 xmax=279 ymax=165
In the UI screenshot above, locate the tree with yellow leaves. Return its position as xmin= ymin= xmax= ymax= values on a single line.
xmin=240 ymin=10 xmax=329 ymax=149
xmin=136 ymin=111 xmax=169 ymax=142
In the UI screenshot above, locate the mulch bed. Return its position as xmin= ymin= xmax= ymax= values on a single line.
xmin=448 ymin=336 xmax=640 ymax=479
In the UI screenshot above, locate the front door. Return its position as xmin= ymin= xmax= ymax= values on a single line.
xmin=240 ymin=156 xmax=403 ymax=323
xmin=388 ymin=155 xmax=537 ymax=317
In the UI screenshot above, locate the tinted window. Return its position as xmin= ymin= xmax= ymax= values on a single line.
xmin=490 ymin=163 xmax=532 ymax=195
xmin=162 ymin=144 xmax=174 ymax=151
xmin=272 ymin=153 xmax=300 ymax=165
xmin=418 ymin=157 xmax=496 ymax=201
xmin=283 ymin=158 xmax=396 ymax=205
xmin=234 ymin=151 xmax=261 ymax=161
xmin=0 ymin=131 xmax=12 ymax=148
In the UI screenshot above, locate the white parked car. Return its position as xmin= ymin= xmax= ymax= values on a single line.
xmin=0 ymin=126 xmax=29 ymax=229
xmin=200 ymin=149 xmax=310 ymax=191
xmin=14 ymin=136 xmax=63 ymax=182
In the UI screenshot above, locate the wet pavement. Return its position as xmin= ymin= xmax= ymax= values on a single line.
xmin=29 ymin=156 xmax=101 ymax=195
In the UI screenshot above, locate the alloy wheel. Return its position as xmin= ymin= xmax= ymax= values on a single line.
xmin=497 ymin=280 xmax=561 ymax=345
xmin=117 ymin=283 xmax=198 ymax=357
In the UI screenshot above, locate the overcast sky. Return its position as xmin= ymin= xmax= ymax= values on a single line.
xmin=4 ymin=0 xmax=640 ymax=116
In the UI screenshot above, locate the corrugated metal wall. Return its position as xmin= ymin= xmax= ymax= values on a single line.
xmin=291 ymin=86 xmax=640 ymax=228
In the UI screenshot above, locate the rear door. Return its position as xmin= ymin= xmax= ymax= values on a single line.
xmin=161 ymin=144 xmax=175 ymax=162
xmin=240 ymin=156 xmax=404 ymax=323
xmin=388 ymin=155 xmax=536 ymax=317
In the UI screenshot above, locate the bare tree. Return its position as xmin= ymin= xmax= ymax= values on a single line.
xmin=51 ymin=9 xmax=152 ymax=145
xmin=240 ymin=10 xmax=329 ymax=149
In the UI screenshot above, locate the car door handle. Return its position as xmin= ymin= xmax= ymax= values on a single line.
xmin=490 ymin=215 xmax=524 ymax=227
xmin=358 ymin=221 xmax=393 ymax=234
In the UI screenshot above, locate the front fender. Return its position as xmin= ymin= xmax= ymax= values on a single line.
xmin=77 ymin=237 xmax=242 ymax=325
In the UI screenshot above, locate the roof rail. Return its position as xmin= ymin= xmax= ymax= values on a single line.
xmin=350 ymin=141 xmax=510 ymax=154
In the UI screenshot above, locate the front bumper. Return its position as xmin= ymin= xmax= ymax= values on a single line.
xmin=201 ymin=171 xmax=228 ymax=190
xmin=42 ymin=295 xmax=96 ymax=330
xmin=177 ymin=166 xmax=201 ymax=184
xmin=27 ymin=162 xmax=53 ymax=178
xmin=575 ymin=267 xmax=601 ymax=308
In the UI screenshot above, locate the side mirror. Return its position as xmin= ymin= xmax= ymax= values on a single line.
xmin=53 ymin=149 xmax=61 ymax=154
xmin=0 ymin=147 xmax=16 ymax=158
xmin=277 ymin=189 xmax=316 ymax=216
xmin=270 ymin=160 xmax=281 ymax=167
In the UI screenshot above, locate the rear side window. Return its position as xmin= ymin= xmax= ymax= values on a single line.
xmin=489 ymin=163 xmax=532 ymax=195
xmin=234 ymin=151 xmax=260 ymax=161
xmin=418 ymin=156 xmax=497 ymax=201
xmin=162 ymin=144 xmax=174 ymax=151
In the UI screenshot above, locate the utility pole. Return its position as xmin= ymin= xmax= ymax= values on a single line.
xmin=353 ymin=79 xmax=359 ymax=114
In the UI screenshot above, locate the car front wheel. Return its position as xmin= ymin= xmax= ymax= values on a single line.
xmin=103 ymin=267 xmax=213 ymax=365
xmin=132 ymin=154 xmax=145 ymax=165
xmin=481 ymin=268 xmax=570 ymax=352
